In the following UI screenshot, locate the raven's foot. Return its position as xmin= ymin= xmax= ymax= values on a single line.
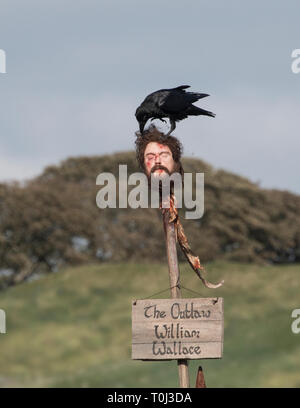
xmin=165 ymin=120 xmax=176 ymax=136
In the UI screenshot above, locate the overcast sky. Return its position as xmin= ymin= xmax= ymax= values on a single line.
xmin=0 ymin=0 xmax=299 ymax=193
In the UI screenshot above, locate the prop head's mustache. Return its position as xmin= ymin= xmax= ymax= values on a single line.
xmin=150 ymin=164 xmax=170 ymax=175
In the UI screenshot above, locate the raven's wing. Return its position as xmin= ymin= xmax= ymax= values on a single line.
xmin=158 ymin=88 xmax=209 ymax=113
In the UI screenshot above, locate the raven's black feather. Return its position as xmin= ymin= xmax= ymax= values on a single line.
xmin=135 ymin=85 xmax=215 ymax=135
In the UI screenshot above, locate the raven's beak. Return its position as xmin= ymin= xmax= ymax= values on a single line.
xmin=139 ymin=121 xmax=146 ymax=134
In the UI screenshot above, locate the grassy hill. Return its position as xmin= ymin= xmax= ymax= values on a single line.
xmin=0 ymin=260 xmax=300 ymax=388
xmin=1 ymin=151 xmax=300 ymax=289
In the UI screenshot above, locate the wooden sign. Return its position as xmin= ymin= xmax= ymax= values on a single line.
xmin=132 ymin=298 xmax=224 ymax=360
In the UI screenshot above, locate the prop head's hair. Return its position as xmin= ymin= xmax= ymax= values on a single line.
xmin=135 ymin=125 xmax=183 ymax=174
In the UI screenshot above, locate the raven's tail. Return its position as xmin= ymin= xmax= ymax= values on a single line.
xmin=187 ymin=105 xmax=215 ymax=117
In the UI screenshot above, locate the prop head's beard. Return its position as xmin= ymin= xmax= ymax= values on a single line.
xmin=146 ymin=162 xmax=183 ymax=201
xmin=150 ymin=164 xmax=171 ymax=177
xmin=147 ymin=161 xmax=182 ymax=180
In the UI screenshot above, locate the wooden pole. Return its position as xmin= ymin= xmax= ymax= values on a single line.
xmin=162 ymin=210 xmax=190 ymax=388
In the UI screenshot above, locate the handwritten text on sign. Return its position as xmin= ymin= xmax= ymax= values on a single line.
xmin=132 ymin=298 xmax=224 ymax=360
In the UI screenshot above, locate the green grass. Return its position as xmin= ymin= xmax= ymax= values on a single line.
xmin=0 ymin=261 xmax=300 ymax=387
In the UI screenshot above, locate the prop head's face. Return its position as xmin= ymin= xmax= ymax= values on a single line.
xmin=144 ymin=142 xmax=175 ymax=177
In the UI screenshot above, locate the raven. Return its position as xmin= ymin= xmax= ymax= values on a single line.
xmin=135 ymin=85 xmax=215 ymax=136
